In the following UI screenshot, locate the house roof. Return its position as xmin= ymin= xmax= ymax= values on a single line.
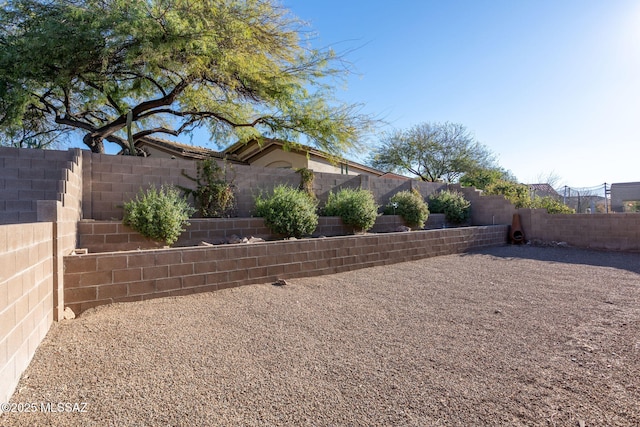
xmin=133 ymin=136 xmax=396 ymax=177
xmin=610 ymin=181 xmax=640 ymax=189
xmin=379 ymin=172 xmax=411 ymax=180
xmin=133 ymin=137 xmax=245 ymax=163
xmin=528 ymin=183 xmax=560 ymax=198
xmin=224 ymin=137 xmax=390 ymax=177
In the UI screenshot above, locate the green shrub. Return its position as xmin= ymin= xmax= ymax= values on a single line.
xmin=384 ymin=189 xmax=429 ymax=228
xmin=178 ymin=159 xmax=236 ymax=217
xmin=532 ymin=196 xmax=575 ymax=214
xmin=485 ymin=180 xmax=530 ymax=208
xmin=123 ymin=185 xmax=195 ymax=246
xmin=254 ymin=185 xmax=318 ymax=238
xmin=323 ymin=187 xmax=379 ymax=233
xmin=428 ymin=190 xmax=471 ymax=224
xmin=485 ymin=180 xmax=575 ymax=213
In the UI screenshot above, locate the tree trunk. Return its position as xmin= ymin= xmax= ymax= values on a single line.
xmin=83 ymin=133 xmax=105 ymax=153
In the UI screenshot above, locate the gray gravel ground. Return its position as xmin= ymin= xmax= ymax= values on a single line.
xmin=2 ymin=245 xmax=640 ymax=426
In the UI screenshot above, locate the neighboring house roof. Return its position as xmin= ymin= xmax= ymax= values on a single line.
xmin=223 ymin=137 xmax=389 ymax=177
xmin=133 ymin=137 xmax=245 ymax=163
xmin=610 ymin=182 xmax=640 ymax=192
xmin=528 ymin=183 xmax=560 ymax=198
xmin=133 ymin=136 xmax=393 ymax=177
xmin=379 ymin=172 xmax=411 ymax=180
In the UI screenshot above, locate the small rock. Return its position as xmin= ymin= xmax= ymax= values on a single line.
xmin=273 ymin=279 xmax=288 ymax=286
xmin=247 ymin=236 xmax=265 ymax=243
xmin=494 ymin=309 xmax=502 ymax=314
xmin=241 ymin=237 xmax=249 ymax=243
xmin=395 ymin=225 xmax=411 ymax=232
xmin=63 ymin=307 xmax=76 ymax=320
xmin=198 ymin=241 xmax=214 ymax=247
xmin=578 ymin=420 xmax=586 ymax=427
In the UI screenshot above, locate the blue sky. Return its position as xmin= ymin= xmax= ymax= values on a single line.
xmin=280 ymin=0 xmax=640 ymax=187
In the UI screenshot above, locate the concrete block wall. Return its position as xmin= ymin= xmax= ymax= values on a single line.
xmin=82 ymin=152 xmax=371 ymax=219
xmin=81 ymin=151 xmax=482 ymax=221
xmin=0 ymin=147 xmax=81 ymax=224
xmin=518 ymin=209 xmax=640 ymax=251
xmin=63 ymin=225 xmax=509 ymax=315
xmin=233 ymin=166 xmax=302 ymax=216
xmin=76 ymin=215 xmax=450 ymax=253
xmin=451 ymin=184 xmax=517 ymax=226
xmin=36 ymin=149 xmax=84 ymax=320
xmin=0 ymin=223 xmax=54 ymax=405
xmin=312 ymin=174 xmax=364 ymax=207
xmin=81 ymin=151 xmax=200 ymax=221
xmin=77 ymin=218 xmax=273 ymax=253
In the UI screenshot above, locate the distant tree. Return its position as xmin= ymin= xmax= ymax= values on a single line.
xmin=369 ymin=122 xmax=495 ymax=182
xmin=534 ymin=171 xmax=562 ymax=189
xmin=459 ymin=166 xmax=517 ymax=190
xmin=0 ymin=0 xmax=374 ymax=153
xmin=485 ymin=180 xmax=530 ymax=208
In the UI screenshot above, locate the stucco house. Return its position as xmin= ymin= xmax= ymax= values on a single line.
xmin=133 ymin=136 xmax=406 ymax=179
xmin=610 ymin=182 xmax=640 ymax=212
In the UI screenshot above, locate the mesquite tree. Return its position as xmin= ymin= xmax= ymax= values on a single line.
xmin=0 ymin=0 xmax=373 ymax=154
xmin=370 ymin=122 xmax=496 ymax=182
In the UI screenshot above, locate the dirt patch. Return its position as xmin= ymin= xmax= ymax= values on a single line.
xmin=3 ymin=245 xmax=639 ymax=426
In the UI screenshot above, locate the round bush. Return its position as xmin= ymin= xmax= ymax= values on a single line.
xmin=384 ymin=189 xmax=429 ymax=228
xmin=532 ymin=196 xmax=575 ymax=214
xmin=428 ymin=190 xmax=471 ymax=224
xmin=254 ymin=185 xmax=318 ymax=238
xmin=323 ymin=188 xmax=379 ymax=233
xmin=123 ymin=185 xmax=195 ymax=246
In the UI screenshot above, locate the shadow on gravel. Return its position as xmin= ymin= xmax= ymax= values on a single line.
xmin=466 ymin=244 xmax=640 ymax=275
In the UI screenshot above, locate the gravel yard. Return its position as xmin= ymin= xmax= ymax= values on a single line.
xmin=2 ymin=245 xmax=639 ymax=426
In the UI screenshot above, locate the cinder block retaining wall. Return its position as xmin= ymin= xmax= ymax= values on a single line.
xmin=77 ymin=215 xmax=449 ymax=253
xmin=0 ymin=147 xmax=83 ymax=224
xmin=80 ymin=151 xmax=448 ymax=220
xmin=452 ymin=184 xmax=518 ymax=226
xmin=518 ymin=209 xmax=640 ymax=252
xmin=0 ymin=148 xmax=82 ymax=405
xmin=0 ymin=223 xmax=54 ymax=404
xmin=64 ymin=225 xmax=509 ymax=315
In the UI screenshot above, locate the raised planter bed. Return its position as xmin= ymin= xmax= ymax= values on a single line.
xmin=64 ymin=225 xmax=509 ymax=316
xmin=77 ymin=214 xmax=452 ymax=253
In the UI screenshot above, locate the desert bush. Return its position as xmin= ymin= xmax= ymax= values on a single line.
xmin=384 ymin=189 xmax=429 ymax=228
xmin=428 ymin=190 xmax=471 ymax=224
xmin=485 ymin=180 xmax=574 ymax=213
xmin=123 ymin=185 xmax=195 ymax=246
xmin=322 ymin=187 xmax=379 ymax=233
xmin=532 ymin=196 xmax=575 ymax=214
xmin=254 ymin=185 xmax=318 ymax=238
xmin=179 ymin=159 xmax=236 ymax=217
xmin=484 ymin=180 xmax=530 ymax=208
